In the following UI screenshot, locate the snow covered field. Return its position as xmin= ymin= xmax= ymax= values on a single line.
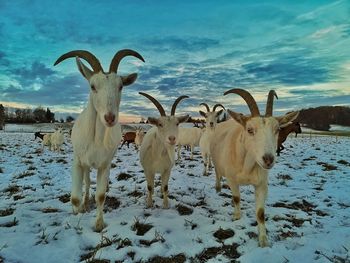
xmin=0 ymin=131 xmax=349 ymax=263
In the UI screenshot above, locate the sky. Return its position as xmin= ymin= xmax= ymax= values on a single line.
xmin=0 ymin=0 xmax=350 ymax=122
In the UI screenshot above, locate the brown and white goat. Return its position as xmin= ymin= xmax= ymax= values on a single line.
xmin=139 ymin=92 xmax=189 ymax=208
xmin=210 ymin=89 xmax=299 ymax=247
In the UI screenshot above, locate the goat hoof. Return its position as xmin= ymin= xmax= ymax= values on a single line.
xmin=163 ymin=202 xmax=169 ymax=209
xmin=233 ymin=212 xmax=241 ymax=221
xmin=146 ymin=199 xmax=153 ymax=208
xmin=258 ymin=235 xmax=269 ymax=247
xmin=94 ymin=218 xmax=105 ymax=232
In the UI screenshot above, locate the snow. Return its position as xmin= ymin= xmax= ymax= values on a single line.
xmin=0 ymin=130 xmax=349 ymax=262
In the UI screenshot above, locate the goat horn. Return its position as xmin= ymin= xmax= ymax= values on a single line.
xmin=54 ymin=50 xmax=103 ymax=73
xmin=213 ymin=103 xmax=226 ymax=112
xmin=109 ymin=49 xmax=145 ymax=73
xmin=223 ymin=88 xmax=260 ymax=117
xmin=200 ymin=103 xmax=210 ymax=112
xmin=265 ymin=90 xmax=278 ymax=117
xmin=139 ymin=92 xmax=166 ymax=116
xmin=171 ymin=95 xmax=189 ymax=116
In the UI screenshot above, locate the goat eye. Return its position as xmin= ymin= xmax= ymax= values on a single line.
xmin=247 ymin=127 xmax=254 ymax=135
xmin=91 ymin=85 xmax=96 ymax=92
xmin=158 ymin=123 xmax=163 ymax=128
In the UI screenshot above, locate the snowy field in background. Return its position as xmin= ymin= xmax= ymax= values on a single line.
xmin=0 ymin=131 xmax=349 ymax=263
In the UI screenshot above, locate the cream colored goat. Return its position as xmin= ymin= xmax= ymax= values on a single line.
xmin=210 ymin=89 xmax=299 ymax=247
xmin=198 ymin=103 xmax=225 ymax=176
xmin=50 ymin=128 xmax=64 ymax=152
xmin=54 ymin=49 xmax=144 ymax=231
xmin=176 ymin=127 xmax=203 ymax=160
xmin=42 ymin=133 xmax=51 ymax=150
xmin=134 ymin=127 xmax=145 ymax=150
xmin=139 ymin=92 xmax=189 ymax=208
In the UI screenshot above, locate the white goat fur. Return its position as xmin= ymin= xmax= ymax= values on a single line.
xmin=134 ymin=128 xmax=145 ymax=150
xmin=210 ymin=90 xmax=299 ymax=247
xmin=139 ymin=93 xmax=189 ymax=209
xmin=177 ymin=127 xmax=203 ymax=160
xmin=54 ymin=50 xmax=144 ymax=231
xmin=140 ymin=115 xmax=188 ymax=208
xmin=50 ymin=128 xmax=64 ymax=152
xmin=42 ymin=134 xmax=51 ymax=149
xmin=199 ymin=110 xmax=223 ymax=175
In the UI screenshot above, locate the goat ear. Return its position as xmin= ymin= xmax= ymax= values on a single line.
xmin=199 ymin=111 xmax=207 ymax=118
xmin=276 ymin=111 xmax=299 ymax=126
xmin=148 ymin=117 xmax=159 ymax=126
xmin=215 ymin=109 xmax=223 ymax=117
xmin=177 ymin=115 xmax=189 ymax=123
xmin=228 ymin=110 xmax=248 ymax=127
xmin=76 ymin=57 xmax=94 ymax=80
xmin=121 ymin=73 xmax=138 ymax=86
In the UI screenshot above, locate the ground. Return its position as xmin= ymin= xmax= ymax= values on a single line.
xmin=0 ymin=132 xmax=349 ymax=263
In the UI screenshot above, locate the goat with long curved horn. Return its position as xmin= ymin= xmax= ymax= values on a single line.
xmin=171 ymin=95 xmax=189 ymax=116
xmin=213 ymin=103 xmax=226 ymax=112
xmin=210 ymin=88 xmax=300 ymax=247
xmin=265 ymin=90 xmax=278 ymax=117
xmin=139 ymin=93 xmax=189 ymax=209
xmin=224 ymin=88 xmax=260 ymax=117
xmin=54 ymin=49 xmax=144 ymax=232
xmin=109 ymin=49 xmax=145 ymax=73
xmin=54 ymin=50 xmax=103 ymax=73
xmin=200 ymin=103 xmax=210 ymax=112
xmin=139 ymin=92 xmax=166 ymax=116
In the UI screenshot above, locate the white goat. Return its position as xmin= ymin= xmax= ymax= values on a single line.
xmin=198 ymin=103 xmax=225 ymax=176
xmin=42 ymin=133 xmax=52 ymax=150
xmin=139 ymin=92 xmax=189 ymax=208
xmin=50 ymin=128 xmax=65 ymax=152
xmin=54 ymin=49 xmax=144 ymax=231
xmin=134 ymin=127 xmax=145 ymax=150
xmin=210 ymin=89 xmax=299 ymax=247
xmin=176 ymin=127 xmax=203 ymax=160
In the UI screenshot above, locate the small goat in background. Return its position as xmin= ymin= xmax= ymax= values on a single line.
xmin=199 ymin=103 xmax=225 ymax=176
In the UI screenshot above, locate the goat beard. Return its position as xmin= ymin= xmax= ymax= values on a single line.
xmin=103 ymin=126 xmax=118 ymax=149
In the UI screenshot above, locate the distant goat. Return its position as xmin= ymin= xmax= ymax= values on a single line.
xmin=54 ymin=49 xmax=144 ymax=231
xmin=120 ymin=131 xmax=136 ymax=148
xmin=51 ymin=128 xmax=65 ymax=152
xmin=139 ymin=92 xmax=189 ymax=208
xmin=34 ymin=132 xmax=44 ymax=140
xmin=177 ymin=127 xmax=203 ymax=160
xmin=134 ymin=127 xmax=145 ymax=150
xmin=34 ymin=131 xmax=51 ymax=150
xmin=199 ymin=103 xmax=225 ymax=175
xmin=277 ymin=122 xmax=302 ymax=156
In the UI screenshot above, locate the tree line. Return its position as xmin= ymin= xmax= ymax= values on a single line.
xmin=0 ymin=104 xmax=75 ymax=129
xmin=296 ymin=106 xmax=350 ymax=131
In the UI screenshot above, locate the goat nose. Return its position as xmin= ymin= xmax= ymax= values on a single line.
xmin=210 ymin=122 xmax=214 ymax=126
xmin=262 ymin=154 xmax=274 ymax=167
xmin=168 ymin=136 xmax=176 ymax=145
xmin=104 ymin=113 xmax=115 ymax=125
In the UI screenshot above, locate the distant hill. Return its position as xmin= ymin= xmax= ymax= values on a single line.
xmin=296 ymin=106 xmax=350 ymax=131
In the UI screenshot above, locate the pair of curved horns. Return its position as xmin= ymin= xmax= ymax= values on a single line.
xmin=54 ymin=49 xmax=145 ymax=73
xmin=139 ymin=92 xmax=188 ymax=116
xmin=223 ymin=89 xmax=278 ymax=117
xmin=200 ymin=103 xmax=226 ymax=112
